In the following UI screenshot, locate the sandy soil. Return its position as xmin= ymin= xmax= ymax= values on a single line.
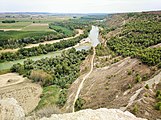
xmin=27 ymin=23 xmax=49 ymax=26
xmin=0 ymin=29 xmax=22 ymax=31
xmin=0 ymin=73 xmax=25 ymax=88
xmin=79 ymin=57 xmax=150 ymax=108
xmin=0 ymin=73 xmax=42 ymax=115
xmin=0 ymin=29 xmax=83 ymax=53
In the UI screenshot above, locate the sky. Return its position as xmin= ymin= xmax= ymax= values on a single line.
xmin=0 ymin=0 xmax=161 ymax=13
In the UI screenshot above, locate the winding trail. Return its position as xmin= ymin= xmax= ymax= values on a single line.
xmin=72 ymin=47 xmax=96 ymax=112
xmin=0 ymin=29 xmax=83 ymax=53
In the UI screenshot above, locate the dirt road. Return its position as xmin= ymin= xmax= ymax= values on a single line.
xmin=0 ymin=29 xmax=83 ymax=53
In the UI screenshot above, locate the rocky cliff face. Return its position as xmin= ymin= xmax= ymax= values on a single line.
xmin=0 ymin=99 xmax=147 ymax=120
xmin=40 ymin=108 xmax=147 ymax=120
xmin=0 ymin=98 xmax=25 ymax=120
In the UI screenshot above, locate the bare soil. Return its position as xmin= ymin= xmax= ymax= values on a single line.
xmin=0 ymin=73 xmax=25 ymax=87
xmin=0 ymin=29 xmax=22 ymax=31
xmin=65 ymin=54 xmax=161 ymax=119
xmin=0 ymin=73 xmax=42 ymax=115
xmin=77 ymin=56 xmax=161 ymax=120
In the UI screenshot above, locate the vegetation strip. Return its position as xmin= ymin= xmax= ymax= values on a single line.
xmin=0 ymin=30 xmax=89 ymax=62
xmin=107 ymin=14 xmax=161 ymax=67
xmin=11 ymin=48 xmax=88 ymax=109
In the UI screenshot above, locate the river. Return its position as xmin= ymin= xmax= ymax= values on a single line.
xmin=0 ymin=26 xmax=100 ymax=71
xmin=89 ymin=26 xmax=100 ymax=47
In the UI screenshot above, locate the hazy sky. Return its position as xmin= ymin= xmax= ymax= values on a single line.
xmin=0 ymin=0 xmax=161 ymax=13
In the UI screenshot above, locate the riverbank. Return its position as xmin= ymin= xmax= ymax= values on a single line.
xmin=0 ymin=29 xmax=83 ymax=53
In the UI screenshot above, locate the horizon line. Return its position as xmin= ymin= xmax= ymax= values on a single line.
xmin=0 ymin=9 xmax=161 ymax=14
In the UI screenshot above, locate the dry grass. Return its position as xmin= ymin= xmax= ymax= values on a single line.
xmin=34 ymin=105 xmax=62 ymax=118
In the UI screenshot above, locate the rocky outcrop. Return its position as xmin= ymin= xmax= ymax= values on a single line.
xmin=0 ymin=82 xmax=42 ymax=114
xmin=0 ymin=73 xmax=42 ymax=114
xmin=40 ymin=108 xmax=147 ymax=120
xmin=0 ymin=98 xmax=25 ymax=120
xmin=0 ymin=99 xmax=147 ymax=120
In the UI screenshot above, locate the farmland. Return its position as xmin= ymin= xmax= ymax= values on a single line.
xmin=0 ymin=22 xmax=31 ymax=29
xmin=0 ymin=14 xmax=75 ymax=49
xmin=22 ymin=23 xmax=53 ymax=31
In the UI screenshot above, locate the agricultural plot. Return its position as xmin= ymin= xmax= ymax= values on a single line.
xmin=0 ymin=22 xmax=31 ymax=30
xmin=0 ymin=22 xmax=52 ymax=31
xmin=0 ymin=30 xmax=55 ymax=41
xmin=21 ymin=23 xmax=53 ymax=31
xmin=49 ymin=25 xmax=74 ymax=36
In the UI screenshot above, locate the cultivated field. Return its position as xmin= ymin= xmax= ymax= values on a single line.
xmin=0 ymin=22 xmax=31 ymax=29
xmin=22 ymin=23 xmax=52 ymax=31
xmin=0 ymin=14 xmax=70 ymax=31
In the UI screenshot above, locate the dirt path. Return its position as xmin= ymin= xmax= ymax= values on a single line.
xmin=149 ymin=43 xmax=161 ymax=48
xmin=0 ymin=73 xmax=25 ymax=88
xmin=0 ymin=73 xmax=42 ymax=114
xmin=72 ymin=47 xmax=96 ymax=112
xmin=0 ymin=29 xmax=83 ymax=53
xmin=0 ymin=29 xmax=22 ymax=31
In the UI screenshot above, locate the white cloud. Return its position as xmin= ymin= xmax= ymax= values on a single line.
xmin=0 ymin=0 xmax=160 ymax=13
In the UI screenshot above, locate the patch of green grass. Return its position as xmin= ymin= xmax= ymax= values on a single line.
xmin=0 ymin=30 xmax=55 ymax=41
xmin=0 ymin=69 xmax=10 ymax=75
xmin=36 ymin=85 xmax=61 ymax=110
xmin=0 ymin=22 xmax=31 ymax=29
xmin=22 ymin=23 xmax=53 ymax=31
xmin=50 ymin=25 xmax=74 ymax=36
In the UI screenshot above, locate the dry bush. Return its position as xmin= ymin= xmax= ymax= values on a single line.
xmin=35 ymin=105 xmax=62 ymax=118
xmin=30 ymin=70 xmax=53 ymax=86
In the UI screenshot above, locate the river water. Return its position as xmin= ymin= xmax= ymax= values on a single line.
xmin=89 ymin=26 xmax=100 ymax=47
xmin=0 ymin=26 xmax=100 ymax=71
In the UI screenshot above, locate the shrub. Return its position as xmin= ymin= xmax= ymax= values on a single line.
xmin=142 ymin=74 xmax=148 ymax=81
xmin=132 ymin=104 xmax=139 ymax=114
xmin=57 ymin=89 xmax=67 ymax=107
xmin=127 ymin=70 xmax=132 ymax=75
xmin=11 ymin=63 xmax=24 ymax=75
xmin=157 ymin=95 xmax=161 ymax=101
xmin=145 ymin=84 xmax=149 ymax=89
xmin=156 ymin=90 xmax=161 ymax=97
xmin=144 ymin=93 xmax=149 ymax=97
xmin=30 ymin=70 xmax=53 ymax=86
xmin=155 ymin=102 xmax=161 ymax=110
xmin=2 ymin=20 xmax=16 ymax=23
xmin=128 ymin=83 xmax=132 ymax=89
xmin=74 ymin=97 xmax=85 ymax=112
xmin=135 ymin=74 xmax=142 ymax=83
